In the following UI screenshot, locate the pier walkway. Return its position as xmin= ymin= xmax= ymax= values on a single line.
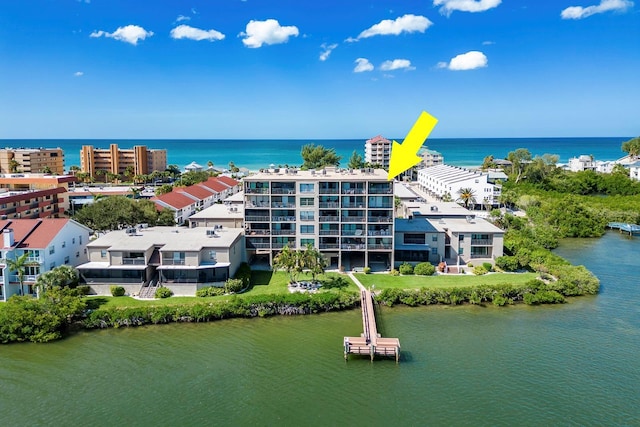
xmin=607 ymin=222 xmax=640 ymax=235
xmin=344 ymin=273 xmax=400 ymax=362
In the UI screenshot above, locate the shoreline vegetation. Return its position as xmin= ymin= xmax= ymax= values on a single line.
xmin=7 ymin=139 xmax=640 ymax=344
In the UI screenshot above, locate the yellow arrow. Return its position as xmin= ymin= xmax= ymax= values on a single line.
xmin=387 ymin=111 xmax=438 ymax=181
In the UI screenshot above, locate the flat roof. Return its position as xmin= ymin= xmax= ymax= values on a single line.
xmin=224 ymin=190 xmax=244 ymax=203
xmin=245 ymin=167 xmax=388 ymax=182
xmin=406 ymin=201 xmax=472 ymax=217
xmin=190 ymin=203 xmax=244 ymax=219
xmin=395 ymin=218 xmax=439 ymax=233
xmin=87 ymin=226 xmax=243 ymax=252
xmin=436 ymin=217 xmax=504 ymax=234
xmin=393 ymin=183 xmax=420 ymax=199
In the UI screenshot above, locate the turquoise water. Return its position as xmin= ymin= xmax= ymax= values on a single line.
xmin=1 ymin=231 xmax=639 ymax=426
xmin=1 ymin=137 xmax=630 ymax=171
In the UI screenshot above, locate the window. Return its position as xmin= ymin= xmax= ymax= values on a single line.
xmin=49 ymin=262 xmax=55 ymax=270
xmin=100 ymin=250 xmax=107 ymax=258
xmin=72 ymin=238 xmax=76 ymax=244
xmin=432 ymin=235 xmax=438 ymax=242
xmin=300 ymin=225 xmax=314 ymax=234
xmin=64 ymin=256 xmax=69 ymax=264
xmin=300 ymin=211 xmax=315 ymax=221
xmin=26 ymin=266 xmax=40 ymax=276
xmin=459 ymin=234 xmax=465 ymax=241
xmin=208 ymin=250 xmax=217 ymax=261
xmin=459 ymin=248 xmax=464 ymax=255
xmin=300 ymin=197 xmax=314 ymax=206
xmin=62 ymin=241 xmax=66 ymax=248
xmin=432 ymin=248 xmax=438 ymax=255
xmin=299 ymin=183 xmax=315 ymax=193
xmin=76 ymin=251 xmax=80 ymax=258
xmin=404 ymin=233 xmax=425 ymax=245
xmin=49 ymin=245 xmax=55 ymax=255
xmin=79 ymin=235 xmax=83 ymax=245
xmin=300 ymin=238 xmax=315 ymax=246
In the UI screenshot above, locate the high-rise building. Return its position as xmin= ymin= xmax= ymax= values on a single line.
xmin=0 ymin=148 xmax=65 ymax=174
xmin=80 ymin=144 xmax=167 ymax=178
xmin=364 ymin=135 xmax=391 ymax=169
xmin=244 ymin=167 xmax=394 ymax=271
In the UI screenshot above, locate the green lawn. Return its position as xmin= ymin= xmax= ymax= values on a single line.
xmin=354 ymin=272 xmax=539 ymax=289
xmin=85 ymin=271 xmax=359 ymax=309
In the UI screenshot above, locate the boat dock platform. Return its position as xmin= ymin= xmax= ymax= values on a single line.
xmin=607 ymin=222 xmax=640 ymax=235
xmin=343 ymin=289 xmax=401 ymax=362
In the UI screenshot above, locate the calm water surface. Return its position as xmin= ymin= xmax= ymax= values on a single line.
xmin=1 ymin=231 xmax=639 ymax=426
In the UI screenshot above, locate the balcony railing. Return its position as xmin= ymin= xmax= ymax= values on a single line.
xmin=342 ymin=203 xmax=365 ymax=208
xmin=367 ymin=217 xmax=393 ymax=223
xmin=368 ymin=244 xmax=393 ymax=250
xmin=319 ymin=230 xmax=339 ymax=235
xmin=319 ymin=188 xmax=339 ymax=194
xmin=271 ymin=203 xmax=295 ymax=208
xmin=471 ymin=239 xmax=493 ymax=246
xmin=319 ymin=243 xmax=339 ymax=249
xmin=341 ymin=188 xmax=365 ymax=194
xmin=319 ymin=202 xmax=339 ymax=208
xmin=367 ymin=230 xmax=391 ymax=236
xmin=272 ymin=230 xmax=295 ymax=235
xmin=341 ymin=230 xmax=365 ymax=236
xmin=271 ymin=188 xmax=296 ymax=195
xmin=319 ymin=216 xmax=339 ymax=222
xmin=246 ymin=215 xmax=270 ymax=222
xmin=162 ymin=259 xmax=186 ymax=266
xmin=341 ymin=217 xmax=366 ymax=223
xmin=245 ymin=202 xmax=270 ymax=208
xmin=368 ymin=188 xmax=393 ymax=194
xmin=246 ymin=230 xmax=270 ymax=235
xmin=271 ymin=216 xmax=296 ymax=222
xmin=10 ymin=274 xmax=38 ymax=283
xmin=25 ymin=256 xmax=42 ymax=263
xmin=272 ymin=243 xmax=296 ymax=249
xmin=247 ymin=242 xmax=271 ymax=249
xmin=122 ymin=258 xmax=146 ymax=265
xmin=369 ymin=204 xmax=393 ymax=209
xmin=403 ymin=239 xmax=426 ymax=245
xmin=245 ymin=188 xmax=269 ymax=194
xmin=340 ymin=244 xmax=366 ymax=250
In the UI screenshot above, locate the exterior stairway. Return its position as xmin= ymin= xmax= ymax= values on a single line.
xmin=138 ymin=274 xmax=160 ymax=299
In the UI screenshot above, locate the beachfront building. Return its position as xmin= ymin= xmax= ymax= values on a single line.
xmin=417 ymin=164 xmax=501 ymax=207
xmin=0 ymin=148 xmax=65 ymax=175
xmin=568 ymin=155 xmax=596 ymax=172
xmin=77 ymin=226 xmax=244 ymax=297
xmin=80 ymin=144 xmax=167 ymax=179
xmin=0 ymin=173 xmax=78 ymax=217
xmin=364 ymin=135 xmax=391 ymax=168
xmin=244 ymin=167 xmax=394 ymax=271
xmin=0 ymin=218 xmax=91 ymax=301
xmin=419 ymin=148 xmax=444 ymax=168
xmin=189 ymin=203 xmax=244 ymax=229
xmin=394 ymin=201 xmax=504 ymax=270
xmin=629 ymin=163 xmax=640 ymax=181
xmin=151 ymin=176 xmax=240 ymax=225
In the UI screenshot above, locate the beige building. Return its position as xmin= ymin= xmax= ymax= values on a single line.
xmin=364 ymin=135 xmax=391 ymax=169
xmin=77 ymin=226 xmax=245 ymax=296
xmin=0 ymin=148 xmax=65 ymax=174
xmin=244 ymin=167 xmax=394 ymax=271
xmin=80 ymin=144 xmax=167 ymax=178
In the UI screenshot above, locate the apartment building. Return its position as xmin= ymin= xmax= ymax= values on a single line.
xmin=418 ymin=148 xmax=444 ymax=167
xmin=364 ymin=135 xmax=391 ymax=169
xmin=77 ymin=226 xmax=244 ymax=296
xmin=417 ymin=164 xmax=501 ymax=206
xmin=0 ymin=148 xmax=65 ymax=174
xmin=0 ymin=218 xmax=91 ymax=300
xmin=244 ymin=167 xmax=394 ymax=271
xmin=80 ymin=144 xmax=167 ymax=178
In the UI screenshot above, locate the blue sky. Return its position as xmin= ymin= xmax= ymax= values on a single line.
xmin=0 ymin=0 xmax=638 ymax=139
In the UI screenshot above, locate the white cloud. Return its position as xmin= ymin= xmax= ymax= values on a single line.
xmin=434 ymin=0 xmax=502 ymax=16
xmin=240 ymin=19 xmax=299 ymax=48
xmin=170 ymin=25 xmax=225 ymax=41
xmin=354 ymin=58 xmax=374 ymax=73
xmin=482 ymin=40 xmax=495 ymax=45
xmin=380 ymin=59 xmax=415 ymax=71
xmin=440 ymin=51 xmax=488 ymax=70
xmin=319 ymin=43 xmax=338 ymax=61
xmin=356 ymin=14 xmax=433 ymax=39
xmin=176 ymin=15 xmax=191 ymax=22
xmin=561 ymin=0 xmax=633 ymax=19
xmin=90 ymin=25 xmax=153 ymax=45
xmin=74 ymin=71 xmax=84 ymax=77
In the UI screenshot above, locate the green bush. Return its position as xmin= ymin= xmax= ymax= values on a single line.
xmin=196 ymin=286 xmax=225 ymax=297
xmin=321 ymin=276 xmax=348 ymax=289
xmin=414 ymin=262 xmax=435 ymax=276
xmin=390 ymin=269 xmax=400 ymax=276
xmin=467 ymin=263 xmax=473 ymax=268
xmin=110 ymin=286 xmax=125 ymax=297
xmin=234 ymin=262 xmax=252 ymax=287
xmin=495 ymin=256 xmax=519 ymax=271
xmin=399 ymin=262 xmax=414 ymax=275
xmin=76 ymin=285 xmax=91 ymax=296
xmin=224 ymin=278 xmax=244 ymax=293
xmin=482 ymin=262 xmax=493 ymax=272
xmin=363 ymin=266 xmax=371 ymax=274
xmin=492 ymin=294 xmax=511 ymax=306
xmin=155 ymin=287 xmax=173 ymax=299
xmin=473 ymin=265 xmax=488 ymax=275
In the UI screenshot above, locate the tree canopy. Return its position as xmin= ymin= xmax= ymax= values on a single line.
xmin=621 ymin=136 xmax=640 ymax=158
xmin=300 ymin=144 xmax=341 ymax=170
xmin=73 ymin=196 xmax=174 ymax=232
xmin=347 ymin=150 xmax=364 ymax=169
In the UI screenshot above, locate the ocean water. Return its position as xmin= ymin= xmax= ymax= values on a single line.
xmin=1 ymin=232 xmax=639 ymax=426
xmin=1 ymin=137 xmax=631 ymax=171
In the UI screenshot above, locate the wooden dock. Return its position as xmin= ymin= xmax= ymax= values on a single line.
xmin=607 ymin=222 xmax=640 ymax=235
xmin=343 ymin=289 xmax=401 ymax=362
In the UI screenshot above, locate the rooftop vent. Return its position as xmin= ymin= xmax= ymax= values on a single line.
xmin=125 ymin=227 xmax=137 ymax=236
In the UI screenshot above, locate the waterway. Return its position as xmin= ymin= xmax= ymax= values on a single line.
xmin=1 ymin=231 xmax=639 ymax=426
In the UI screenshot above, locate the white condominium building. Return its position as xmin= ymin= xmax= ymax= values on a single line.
xmin=417 ymin=164 xmax=501 ymax=206
xmin=244 ymin=167 xmax=394 ymax=271
xmin=364 ymin=135 xmax=391 ymax=169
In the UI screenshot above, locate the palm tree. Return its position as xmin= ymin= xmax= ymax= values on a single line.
xmin=69 ymin=165 xmax=81 ymax=175
xmin=7 ymin=252 xmax=31 ymax=296
xmin=457 ymin=187 xmax=477 ymax=209
xmin=9 ymin=159 xmax=20 ymax=173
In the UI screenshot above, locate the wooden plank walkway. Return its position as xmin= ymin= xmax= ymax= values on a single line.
xmin=344 ymin=274 xmax=401 ymax=362
xmin=607 ymin=222 xmax=640 ymax=235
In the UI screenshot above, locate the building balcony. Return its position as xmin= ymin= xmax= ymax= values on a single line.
xmin=340 ymin=244 xmax=366 ymax=250
xmin=319 ymin=230 xmax=339 ymax=235
xmin=272 ymin=230 xmax=295 ymax=235
xmin=368 ymin=244 xmax=393 ymax=250
xmin=247 ymin=242 xmax=271 ymax=249
xmin=342 ymin=203 xmax=365 ymax=209
xmin=319 ymin=243 xmax=340 ymax=249
xmin=271 ymin=203 xmax=295 ymax=208
xmin=341 ymin=217 xmax=366 ymax=223
xmin=319 ymin=202 xmax=339 ymax=208
xmin=341 ymin=188 xmax=365 ymax=195
xmin=272 ymin=243 xmax=296 ymax=249
xmin=122 ymin=258 xmax=146 ymax=265
xmin=403 ymin=239 xmax=426 ymax=245
xmin=245 ymin=202 xmax=270 ymax=208
xmin=367 ymin=230 xmax=391 ymax=236
xmin=271 ymin=188 xmax=296 ymax=195
xmin=271 ymin=216 xmax=296 ymax=222
xmin=471 ymin=239 xmax=493 ymax=246
xmin=245 ymin=188 xmax=269 ymax=194
xmin=368 ymin=188 xmax=393 ymax=194
xmin=369 ymin=204 xmax=393 ymax=209
xmin=246 ymin=216 xmax=271 ymax=222
xmin=319 ymin=216 xmax=339 ymax=222
xmin=162 ymin=259 xmax=186 ymax=266
xmin=341 ymin=230 xmax=365 ymax=236
xmin=367 ymin=216 xmax=393 ymax=223
xmin=319 ymin=188 xmax=339 ymax=194
xmin=10 ymin=274 xmax=38 ymax=283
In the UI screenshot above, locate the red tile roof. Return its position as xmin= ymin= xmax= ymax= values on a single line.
xmin=151 ymin=192 xmax=195 ymax=210
xmin=200 ymin=178 xmax=227 ymax=193
xmin=215 ymin=176 xmax=239 ymax=187
xmin=179 ymin=185 xmax=215 ymax=200
xmin=0 ymin=219 xmax=71 ymax=249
